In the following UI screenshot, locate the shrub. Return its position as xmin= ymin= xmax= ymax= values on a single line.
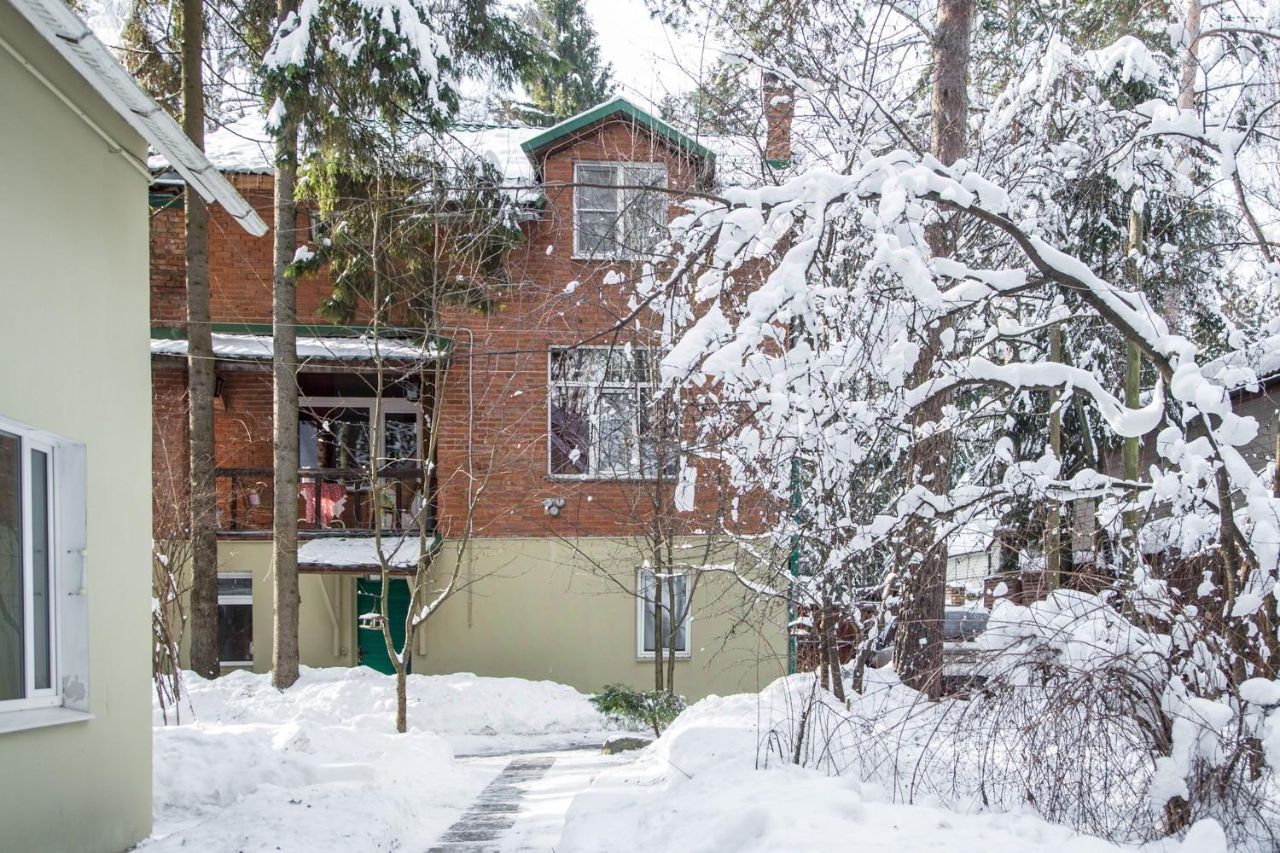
xmin=591 ymin=684 xmax=687 ymax=737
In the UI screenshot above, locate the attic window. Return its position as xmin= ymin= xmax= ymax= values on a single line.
xmin=573 ymin=162 xmax=668 ymax=259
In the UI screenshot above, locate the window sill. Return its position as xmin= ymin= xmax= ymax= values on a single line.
xmin=636 ymin=653 xmax=692 ymax=662
xmin=0 ymin=705 xmax=94 ymax=735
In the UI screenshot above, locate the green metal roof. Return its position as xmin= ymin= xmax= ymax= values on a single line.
xmin=519 ymin=96 xmax=716 ymax=165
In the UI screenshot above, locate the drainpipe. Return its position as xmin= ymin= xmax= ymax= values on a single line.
xmin=787 ymin=456 xmax=800 ymax=675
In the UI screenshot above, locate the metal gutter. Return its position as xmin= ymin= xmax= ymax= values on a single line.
xmin=7 ymin=0 xmax=267 ymax=236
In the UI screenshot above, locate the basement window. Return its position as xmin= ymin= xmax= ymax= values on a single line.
xmin=637 ymin=569 xmax=691 ymax=658
xmin=573 ymin=162 xmax=668 ymax=259
xmin=548 ymin=347 xmax=677 ymax=479
xmin=217 ymin=575 xmax=253 ymax=667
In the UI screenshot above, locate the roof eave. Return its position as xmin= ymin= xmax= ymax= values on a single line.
xmin=519 ymin=97 xmax=716 ymax=166
xmin=9 ymin=0 xmax=267 ymax=236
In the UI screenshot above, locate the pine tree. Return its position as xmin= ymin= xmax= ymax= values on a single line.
xmin=181 ymin=0 xmax=220 ymax=681
xmin=258 ymin=0 xmax=532 ymax=695
xmin=512 ymin=0 xmax=612 ymax=126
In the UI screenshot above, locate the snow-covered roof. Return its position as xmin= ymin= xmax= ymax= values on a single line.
xmin=9 ymin=0 xmax=265 ymax=235
xmin=150 ymin=105 xmax=776 ymax=198
xmin=297 ymin=535 xmax=431 ymax=570
xmin=151 ymin=333 xmax=443 ymax=364
xmin=150 ymin=112 xmax=547 ymax=201
xmin=947 ymin=516 xmax=996 ymax=557
xmin=148 ymin=112 xmax=275 ymax=175
xmin=1201 ymin=332 xmax=1280 ymax=393
xmin=435 ymin=124 xmax=544 ymax=203
xmin=701 ymin=133 xmax=776 ymax=187
xmin=520 ymin=95 xmax=717 ymax=164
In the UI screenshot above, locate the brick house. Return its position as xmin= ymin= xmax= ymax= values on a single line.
xmin=150 ymin=97 xmax=791 ymax=698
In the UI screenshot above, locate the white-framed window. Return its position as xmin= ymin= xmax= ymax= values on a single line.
xmin=299 ymin=397 xmax=421 ymax=471
xmin=0 ymin=425 xmax=55 ymax=709
xmin=0 ymin=415 xmax=87 ymax=727
xmin=217 ymin=574 xmax=253 ymax=667
xmin=548 ymin=347 xmax=676 ymax=479
xmin=637 ymin=569 xmax=691 ymax=658
xmin=573 ymin=162 xmax=668 ymax=259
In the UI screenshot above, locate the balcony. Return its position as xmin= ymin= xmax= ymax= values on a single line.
xmin=215 ymin=465 xmax=430 ymax=539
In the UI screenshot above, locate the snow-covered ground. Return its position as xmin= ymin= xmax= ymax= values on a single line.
xmin=558 ymin=674 xmax=1230 ymax=853
xmin=141 ymin=665 xmax=1246 ymax=852
xmin=141 ymin=666 xmax=618 ymax=851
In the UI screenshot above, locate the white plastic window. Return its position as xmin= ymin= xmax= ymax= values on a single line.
xmin=573 ymin=162 xmax=668 ymax=259
xmin=549 ymin=347 xmax=675 ymax=479
xmin=638 ymin=570 xmax=690 ymax=658
xmin=0 ymin=421 xmax=59 ymax=712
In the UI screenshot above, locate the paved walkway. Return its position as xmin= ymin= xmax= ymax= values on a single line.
xmin=428 ymin=748 xmax=630 ymax=852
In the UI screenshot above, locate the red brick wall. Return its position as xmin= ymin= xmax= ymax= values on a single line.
xmin=151 ymin=174 xmax=343 ymax=328
xmin=433 ymin=120 xmax=728 ymax=537
xmin=151 ymin=119 xmax=753 ymax=540
xmin=151 ymin=365 xmax=189 ymax=534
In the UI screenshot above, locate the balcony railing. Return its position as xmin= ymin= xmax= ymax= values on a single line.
xmin=214 ymin=465 xmax=430 ymax=537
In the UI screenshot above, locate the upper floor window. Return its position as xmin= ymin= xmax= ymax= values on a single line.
xmin=548 ymin=347 xmax=676 ymax=479
xmin=573 ymin=162 xmax=668 ymax=259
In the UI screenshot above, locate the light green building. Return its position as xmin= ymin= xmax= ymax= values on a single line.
xmin=0 ymin=1 xmax=263 ymax=849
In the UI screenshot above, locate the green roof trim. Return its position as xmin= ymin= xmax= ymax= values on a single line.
xmin=519 ymin=96 xmax=716 ymax=165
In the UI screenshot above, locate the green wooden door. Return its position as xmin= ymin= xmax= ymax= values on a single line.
xmin=356 ymin=578 xmax=411 ymax=675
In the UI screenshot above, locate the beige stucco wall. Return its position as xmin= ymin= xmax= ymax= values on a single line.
xmin=418 ymin=537 xmax=790 ymax=699
xmin=220 ymin=536 xmax=789 ymax=700
xmin=0 ymin=5 xmax=155 ymax=850
xmin=214 ymin=540 xmax=357 ymax=671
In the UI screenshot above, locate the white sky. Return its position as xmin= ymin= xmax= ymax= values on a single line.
xmin=584 ymin=0 xmax=720 ymax=108
xmin=82 ymin=0 xmax=716 ymax=114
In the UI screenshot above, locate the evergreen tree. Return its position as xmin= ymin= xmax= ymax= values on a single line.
xmin=659 ymin=62 xmax=756 ymax=136
xmin=258 ymin=0 xmax=532 ymax=700
xmin=512 ymin=0 xmax=612 ymax=126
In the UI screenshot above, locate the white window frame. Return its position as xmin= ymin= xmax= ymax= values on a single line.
xmin=636 ymin=569 xmax=692 ymax=660
xmin=0 ymin=414 xmax=86 ymax=729
xmin=217 ymin=573 xmax=254 ymax=667
xmin=572 ymin=161 xmax=668 ymax=260
xmin=547 ymin=346 xmax=674 ymax=481
xmin=299 ymin=397 xmax=422 ymax=468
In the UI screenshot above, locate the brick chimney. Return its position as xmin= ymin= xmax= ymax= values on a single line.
xmin=762 ymin=72 xmax=794 ymax=166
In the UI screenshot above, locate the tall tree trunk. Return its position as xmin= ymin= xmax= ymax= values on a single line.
xmin=652 ymin=565 xmax=665 ymax=692
xmin=395 ymin=665 xmax=408 ymax=734
xmin=270 ymin=0 xmax=301 ymax=689
xmin=1178 ymin=0 xmax=1201 ymax=113
xmin=1123 ymin=204 xmax=1144 ymax=565
xmin=1045 ymin=324 xmax=1063 ymax=592
xmin=826 ymin=605 xmax=846 ymax=702
xmin=182 ymin=0 xmax=219 ymax=680
xmin=894 ymin=0 xmax=974 ymax=701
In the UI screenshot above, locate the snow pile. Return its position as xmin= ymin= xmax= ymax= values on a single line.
xmin=559 ymin=674 xmax=1227 ymax=853
xmin=296 ymin=535 xmax=431 ymax=568
xmin=143 ymin=667 xmax=614 ymax=850
xmin=160 ymin=665 xmax=611 ymax=741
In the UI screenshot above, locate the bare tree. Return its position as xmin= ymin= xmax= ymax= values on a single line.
xmin=152 ymin=385 xmax=193 ymax=722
